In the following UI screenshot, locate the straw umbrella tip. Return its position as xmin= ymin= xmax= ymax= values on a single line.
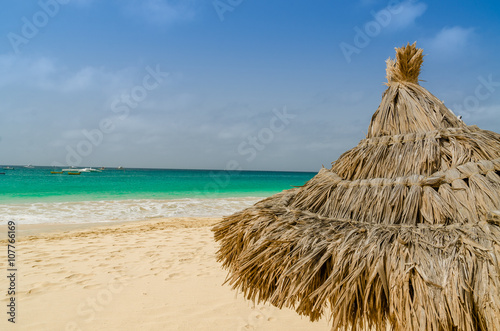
xmin=385 ymin=42 xmax=424 ymax=86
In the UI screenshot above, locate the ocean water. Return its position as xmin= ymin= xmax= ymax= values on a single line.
xmin=0 ymin=166 xmax=316 ymax=224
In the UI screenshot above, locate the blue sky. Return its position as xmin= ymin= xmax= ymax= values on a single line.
xmin=0 ymin=0 xmax=499 ymax=171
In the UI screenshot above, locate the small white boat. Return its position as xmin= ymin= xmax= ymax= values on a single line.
xmin=2 ymin=166 xmax=14 ymax=170
xmin=79 ymin=168 xmax=102 ymax=172
xmin=24 ymin=164 xmax=35 ymax=168
xmin=62 ymin=168 xmax=88 ymax=172
xmin=62 ymin=167 xmax=102 ymax=173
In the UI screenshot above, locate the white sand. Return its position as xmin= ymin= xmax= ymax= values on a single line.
xmin=0 ymin=218 xmax=329 ymax=331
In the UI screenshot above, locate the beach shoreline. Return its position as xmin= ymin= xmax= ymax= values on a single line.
xmin=0 ymin=217 xmax=328 ymax=331
xmin=0 ymin=220 xmax=132 ymax=239
xmin=0 ymin=197 xmax=264 ymax=226
xmin=0 ymin=217 xmax=220 ymax=239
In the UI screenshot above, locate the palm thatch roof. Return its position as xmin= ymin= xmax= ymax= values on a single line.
xmin=213 ymin=43 xmax=500 ymax=331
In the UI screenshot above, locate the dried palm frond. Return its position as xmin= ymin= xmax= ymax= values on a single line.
xmin=213 ymin=43 xmax=500 ymax=331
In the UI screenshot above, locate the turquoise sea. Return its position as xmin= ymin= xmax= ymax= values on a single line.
xmin=0 ymin=166 xmax=316 ymax=224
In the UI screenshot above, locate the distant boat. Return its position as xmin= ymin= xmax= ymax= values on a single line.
xmin=99 ymin=167 xmax=105 ymax=171
xmin=24 ymin=164 xmax=35 ymax=168
xmin=3 ymin=166 xmax=14 ymax=170
xmin=78 ymin=168 xmax=101 ymax=172
xmin=0 ymin=172 xmax=5 ymax=175
xmin=50 ymin=171 xmax=63 ymax=174
xmin=61 ymin=167 xmax=102 ymax=173
xmin=117 ymin=166 xmax=124 ymax=170
xmin=62 ymin=168 xmax=89 ymax=172
xmin=67 ymin=172 xmax=81 ymax=175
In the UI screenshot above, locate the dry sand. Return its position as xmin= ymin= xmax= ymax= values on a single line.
xmin=0 ymin=218 xmax=329 ymax=331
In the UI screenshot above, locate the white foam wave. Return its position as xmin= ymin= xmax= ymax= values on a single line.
xmin=0 ymin=197 xmax=262 ymax=225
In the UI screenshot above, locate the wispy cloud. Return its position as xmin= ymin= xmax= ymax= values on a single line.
xmin=386 ymin=1 xmax=427 ymax=30
xmin=0 ymin=54 xmax=140 ymax=93
xmin=71 ymin=0 xmax=96 ymax=7
xmin=358 ymin=0 xmax=383 ymax=7
xmin=0 ymin=55 xmax=57 ymax=89
xmin=425 ymin=26 xmax=475 ymax=56
xmin=122 ymin=0 xmax=201 ymax=26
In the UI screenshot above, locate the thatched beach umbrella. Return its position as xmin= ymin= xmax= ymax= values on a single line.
xmin=213 ymin=43 xmax=500 ymax=330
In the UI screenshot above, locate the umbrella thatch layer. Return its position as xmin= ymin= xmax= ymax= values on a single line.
xmin=213 ymin=43 xmax=500 ymax=331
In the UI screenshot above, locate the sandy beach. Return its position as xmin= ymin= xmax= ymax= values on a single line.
xmin=0 ymin=218 xmax=328 ymax=331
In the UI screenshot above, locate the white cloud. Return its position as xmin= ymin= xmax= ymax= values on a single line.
xmin=0 ymin=55 xmax=57 ymax=89
xmin=426 ymin=26 xmax=475 ymax=56
xmin=61 ymin=130 xmax=84 ymax=140
xmin=0 ymin=54 xmax=140 ymax=93
xmin=70 ymin=0 xmax=95 ymax=7
xmin=123 ymin=0 xmax=201 ymax=25
xmin=387 ymin=1 xmax=427 ymax=29
xmin=62 ymin=67 xmax=99 ymax=91
xmin=358 ymin=0 xmax=383 ymax=7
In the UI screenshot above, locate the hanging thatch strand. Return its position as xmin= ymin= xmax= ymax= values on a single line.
xmin=213 ymin=43 xmax=500 ymax=331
